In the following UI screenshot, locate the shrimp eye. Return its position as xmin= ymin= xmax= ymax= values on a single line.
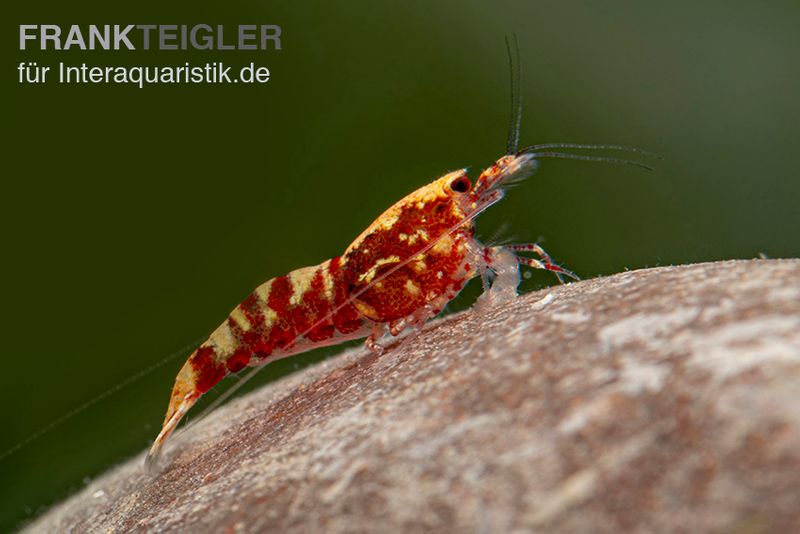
xmin=449 ymin=176 xmax=471 ymax=194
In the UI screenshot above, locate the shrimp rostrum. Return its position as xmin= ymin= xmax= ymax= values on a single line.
xmin=145 ymin=46 xmax=653 ymax=468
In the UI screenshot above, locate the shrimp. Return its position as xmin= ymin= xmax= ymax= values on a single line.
xmin=145 ymin=41 xmax=653 ymax=468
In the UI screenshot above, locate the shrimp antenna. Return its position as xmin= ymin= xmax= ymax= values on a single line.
xmin=527 ymin=143 xmax=662 ymax=160
xmin=0 ymin=337 xmax=203 ymax=462
xmin=505 ymin=34 xmax=523 ymax=155
xmin=523 ymin=150 xmax=656 ymax=171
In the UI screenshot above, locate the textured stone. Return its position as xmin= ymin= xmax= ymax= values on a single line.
xmin=25 ymin=259 xmax=800 ymax=533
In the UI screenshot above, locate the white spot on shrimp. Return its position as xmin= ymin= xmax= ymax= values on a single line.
xmin=288 ymin=265 xmax=318 ymax=306
xmin=357 ymin=256 xmax=401 ymax=284
xmin=229 ymin=307 xmax=251 ymax=332
xmin=404 ymin=279 xmax=421 ymax=296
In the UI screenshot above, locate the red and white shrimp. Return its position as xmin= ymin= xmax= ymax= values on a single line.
xmin=145 ymin=44 xmax=652 ymax=467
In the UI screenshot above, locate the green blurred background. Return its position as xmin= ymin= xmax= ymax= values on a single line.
xmin=3 ymin=0 xmax=799 ymax=529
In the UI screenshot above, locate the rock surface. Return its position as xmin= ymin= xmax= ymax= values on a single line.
xmin=25 ymin=260 xmax=800 ymax=533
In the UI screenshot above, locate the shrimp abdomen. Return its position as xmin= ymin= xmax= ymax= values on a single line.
xmin=146 ymin=257 xmax=369 ymax=466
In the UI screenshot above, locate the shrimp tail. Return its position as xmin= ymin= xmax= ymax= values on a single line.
xmin=145 ymin=346 xmax=223 ymax=470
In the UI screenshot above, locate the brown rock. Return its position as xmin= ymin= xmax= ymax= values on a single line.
xmin=25 ymin=260 xmax=800 ymax=533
